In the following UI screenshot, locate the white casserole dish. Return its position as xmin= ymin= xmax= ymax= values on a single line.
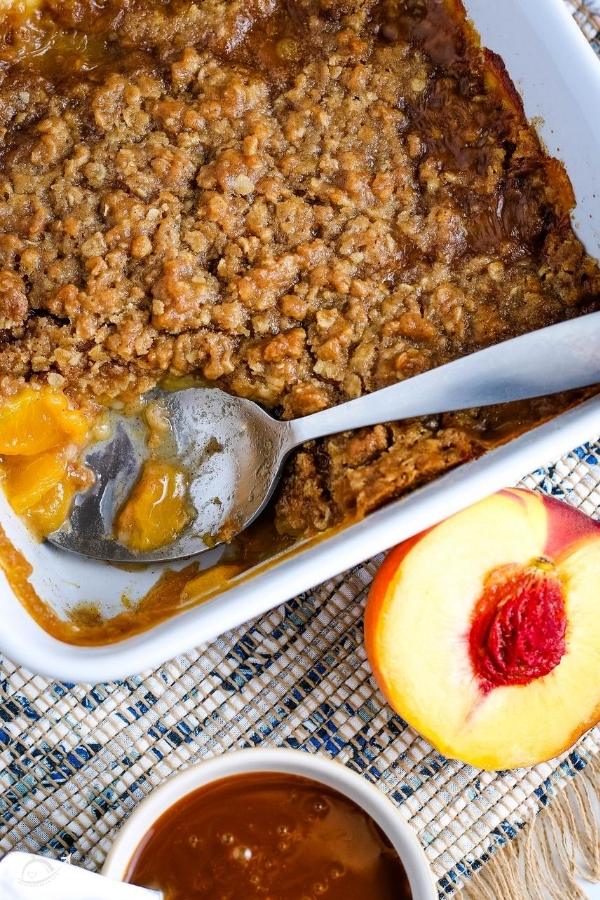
xmin=1 ymin=0 xmax=599 ymax=682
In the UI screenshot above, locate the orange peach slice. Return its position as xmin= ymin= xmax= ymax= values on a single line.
xmin=26 ymin=479 xmax=78 ymax=537
xmin=0 ymin=386 xmax=92 ymax=538
xmin=0 ymin=386 xmax=88 ymax=455
xmin=116 ymin=460 xmax=192 ymax=553
xmin=2 ymin=450 xmax=68 ymax=514
xmin=365 ymin=489 xmax=600 ymax=770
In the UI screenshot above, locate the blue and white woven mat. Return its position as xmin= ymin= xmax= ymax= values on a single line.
xmin=1 ymin=441 xmax=599 ymax=896
xmin=1 ymin=3 xmax=600 ymax=897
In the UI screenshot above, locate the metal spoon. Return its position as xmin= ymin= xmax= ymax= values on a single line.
xmin=49 ymin=311 xmax=600 ymax=563
xmin=0 ymin=852 xmax=161 ymax=900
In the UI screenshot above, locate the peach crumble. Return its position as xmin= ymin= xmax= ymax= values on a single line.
xmin=0 ymin=0 xmax=599 ymax=547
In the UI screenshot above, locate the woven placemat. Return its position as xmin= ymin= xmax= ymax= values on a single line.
xmin=567 ymin=0 xmax=600 ymax=52
xmin=1 ymin=443 xmax=599 ymax=897
xmin=1 ymin=5 xmax=600 ymax=897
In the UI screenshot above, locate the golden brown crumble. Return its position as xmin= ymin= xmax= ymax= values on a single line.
xmin=0 ymin=0 xmax=599 ymax=538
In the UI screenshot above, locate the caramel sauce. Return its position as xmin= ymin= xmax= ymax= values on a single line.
xmin=0 ymin=510 xmax=345 ymax=645
xmin=66 ymin=562 xmax=201 ymax=640
xmin=0 ymin=0 xmax=146 ymax=78
xmin=60 ymin=523 xmax=334 ymax=646
xmin=125 ymin=772 xmax=412 ymax=900
xmin=0 ymin=523 xmax=66 ymax=634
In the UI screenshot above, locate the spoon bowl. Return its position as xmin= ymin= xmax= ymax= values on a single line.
xmin=49 ymin=388 xmax=293 ymax=563
xmin=48 ymin=312 xmax=600 ymax=564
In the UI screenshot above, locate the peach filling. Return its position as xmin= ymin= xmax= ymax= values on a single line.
xmin=0 ymin=386 xmax=91 ymax=538
xmin=115 ymin=459 xmax=192 ymax=553
xmin=469 ymin=559 xmax=567 ymax=693
xmin=0 ymin=386 xmax=193 ymax=551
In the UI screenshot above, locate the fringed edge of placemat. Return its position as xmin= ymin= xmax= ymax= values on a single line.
xmin=460 ymin=755 xmax=600 ymax=899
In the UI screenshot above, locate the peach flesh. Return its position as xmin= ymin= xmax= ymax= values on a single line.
xmin=365 ymin=488 xmax=600 ymax=769
xmin=115 ymin=459 xmax=192 ymax=553
xmin=468 ymin=560 xmax=567 ymax=693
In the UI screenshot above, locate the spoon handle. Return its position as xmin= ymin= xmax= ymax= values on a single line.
xmin=0 ymin=852 xmax=161 ymax=900
xmin=289 ymin=311 xmax=600 ymax=444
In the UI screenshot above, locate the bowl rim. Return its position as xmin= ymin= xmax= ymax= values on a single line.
xmin=101 ymin=747 xmax=438 ymax=899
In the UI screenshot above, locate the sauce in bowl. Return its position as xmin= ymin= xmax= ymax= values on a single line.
xmin=125 ymin=771 xmax=412 ymax=899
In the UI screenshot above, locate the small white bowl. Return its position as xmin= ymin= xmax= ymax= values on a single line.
xmin=102 ymin=748 xmax=437 ymax=899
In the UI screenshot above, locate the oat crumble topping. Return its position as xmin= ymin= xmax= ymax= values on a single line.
xmin=0 ymin=0 xmax=599 ymax=538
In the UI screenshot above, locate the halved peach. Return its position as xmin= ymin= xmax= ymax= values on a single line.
xmin=365 ymin=489 xmax=600 ymax=770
